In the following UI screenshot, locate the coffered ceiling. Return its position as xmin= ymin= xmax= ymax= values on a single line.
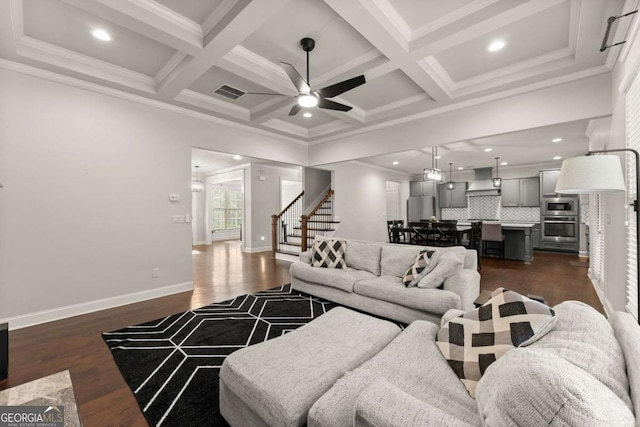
xmin=0 ymin=0 xmax=629 ymax=145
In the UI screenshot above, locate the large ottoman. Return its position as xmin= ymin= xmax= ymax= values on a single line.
xmin=219 ymin=307 xmax=401 ymax=427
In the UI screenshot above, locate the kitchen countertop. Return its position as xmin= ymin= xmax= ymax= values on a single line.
xmin=457 ymin=221 xmax=538 ymax=227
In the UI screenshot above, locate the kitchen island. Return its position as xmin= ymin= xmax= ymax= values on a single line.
xmin=459 ymin=222 xmax=536 ymax=264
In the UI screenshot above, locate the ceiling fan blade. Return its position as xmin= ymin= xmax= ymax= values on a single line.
xmin=288 ymin=104 xmax=303 ymax=116
xmin=318 ymin=98 xmax=352 ymax=112
xmin=316 ymin=75 xmax=366 ymax=98
xmin=280 ymin=62 xmax=310 ymax=93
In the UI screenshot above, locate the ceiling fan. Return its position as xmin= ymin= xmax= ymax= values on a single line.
xmin=246 ymin=37 xmax=366 ymax=116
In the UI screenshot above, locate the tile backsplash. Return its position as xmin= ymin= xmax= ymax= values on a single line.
xmin=441 ymin=196 xmax=541 ymax=223
xmin=467 ymin=196 xmax=501 ymax=220
xmin=441 ymin=208 xmax=467 ymax=221
xmin=501 ymin=207 xmax=541 ymax=222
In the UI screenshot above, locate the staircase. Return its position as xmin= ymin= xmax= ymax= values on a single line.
xmin=272 ymin=189 xmax=339 ymax=261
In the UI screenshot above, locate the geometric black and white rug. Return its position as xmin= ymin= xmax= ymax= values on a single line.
xmin=103 ymin=284 xmax=338 ymax=427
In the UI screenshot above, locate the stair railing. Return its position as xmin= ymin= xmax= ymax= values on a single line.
xmin=271 ymin=191 xmax=304 ymax=258
xmin=301 ymin=189 xmax=334 ymax=251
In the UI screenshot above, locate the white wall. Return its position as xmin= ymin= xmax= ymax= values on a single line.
xmin=247 ymin=164 xmax=301 ymax=252
xmin=0 ymin=68 xmax=307 ymax=328
xmin=321 ymin=162 xmax=411 ymax=243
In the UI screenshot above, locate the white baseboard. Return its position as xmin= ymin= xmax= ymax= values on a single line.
xmin=243 ymin=246 xmax=271 ymax=253
xmin=193 ymin=240 xmax=208 ymax=245
xmin=1 ymin=281 xmax=194 ymax=331
xmin=587 ymin=271 xmax=613 ymax=317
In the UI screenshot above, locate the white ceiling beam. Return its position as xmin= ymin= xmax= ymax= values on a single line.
xmin=157 ymin=0 xmax=294 ymax=99
xmin=60 ymin=0 xmax=203 ymax=56
xmin=323 ymin=0 xmax=449 ymax=103
xmin=250 ymin=98 xmax=296 ymax=123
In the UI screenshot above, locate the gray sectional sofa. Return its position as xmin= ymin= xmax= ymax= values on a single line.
xmin=221 ymin=300 xmax=640 ymax=426
xmin=290 ymin=239 xmax=480 ymax=324
xmin=307 ymin=301 xmax=639 ymax=427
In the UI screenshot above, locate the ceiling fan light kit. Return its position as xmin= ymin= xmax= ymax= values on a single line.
xmin=298 ymin=94 xmax=318 ymax=107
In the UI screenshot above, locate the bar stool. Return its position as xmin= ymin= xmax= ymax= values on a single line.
xmin=482 ymin=223 xmax=505 ymax=259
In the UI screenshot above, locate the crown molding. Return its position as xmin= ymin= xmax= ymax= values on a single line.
xmin=15 ymin=36 xmax=157 ymax=93
xmin=176 ymin=89 xmax=249 ymax=120
xmin=261 ymin=118 xmax=309 ymax=138
xmin=349 ymin=160 xmax=414 ymax=177
xmin=155 ymin=52 xmax=187 ymax=84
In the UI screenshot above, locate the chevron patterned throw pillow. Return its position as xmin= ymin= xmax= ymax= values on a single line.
xmin=311 ymin=239 xmax=347 ymax=268
xmin=402 ymin=249 xmax=437 ymax=287
xmin=436 ymin=288 xmax=556 ymax=398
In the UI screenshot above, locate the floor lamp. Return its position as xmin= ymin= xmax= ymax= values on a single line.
xmin=555 ymin=149 xmax=639 ymax=322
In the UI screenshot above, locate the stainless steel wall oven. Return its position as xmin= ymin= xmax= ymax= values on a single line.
xmin=542 ymin=216 xmax=578 ymax=242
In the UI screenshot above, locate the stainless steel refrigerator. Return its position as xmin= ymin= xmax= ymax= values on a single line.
xmin=407 ymin=196 xmax=435 ymax=222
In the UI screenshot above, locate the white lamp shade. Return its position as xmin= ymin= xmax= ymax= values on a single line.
xmin=555 ymin=155 xmax=626 ymax=194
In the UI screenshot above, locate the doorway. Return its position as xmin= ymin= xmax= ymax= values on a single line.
xmin=386 ymin=181 xmax=401 ymax=220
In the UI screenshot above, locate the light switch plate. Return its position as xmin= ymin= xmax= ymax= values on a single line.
xmin=169 ymin=194 xmax=180 ymax=202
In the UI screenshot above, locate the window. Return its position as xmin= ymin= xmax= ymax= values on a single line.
xmin=212 ymin=186 xmax=243 ymax=230
xmin=626 ymin=70 xmax=640 ymax=320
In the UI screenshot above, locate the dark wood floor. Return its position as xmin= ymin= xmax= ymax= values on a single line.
xmin=0 ymin=242 xmax=602 ymax=426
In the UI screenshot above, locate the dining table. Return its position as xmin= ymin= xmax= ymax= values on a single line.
xmin=391 ymin=223 xmax=471 ymax=246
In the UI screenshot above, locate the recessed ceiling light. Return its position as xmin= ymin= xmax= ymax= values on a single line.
xmin=303 ymin=112 xmax=312 ymax=118
xmin=392 ymin=161 xmax=399 ymax=165
xmin=488 ymin=40 xmax=506 ymax=52
xmin=501 ymin=162 xmax=508 ymax=166
xmin=232 ymin=155 xmax=242 ymax=160
xmin=552 ymin=138 xmax=563 ymax=142
xmin=484 ymin=148 xmax=493 ymax=152
xmin=553 ymin=156 xmax=562 ymax=160
xmin=458 ymin=167 xmax=464 ymax=170
xmin=434 ymin=155 xmax=441 ymax=159
xmin=91 ymin=29 xmax=112 ymax=41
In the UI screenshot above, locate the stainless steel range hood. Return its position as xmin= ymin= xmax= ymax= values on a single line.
xmin=466 ymin=167 xmax=501 ymax=197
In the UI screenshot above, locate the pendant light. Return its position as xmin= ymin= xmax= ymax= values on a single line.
xmin=192 ymin=165 xmax=203 ymax=192
xmin=446 ymin=162 xmax=455 ymax=190
xmin=493 ymin=157 xmax=502 ymax=188
xmin=423 ymin=147 xmax=444 ymax=182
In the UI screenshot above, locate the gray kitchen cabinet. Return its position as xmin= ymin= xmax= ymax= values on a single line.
xmin=501 ymin=177 xmax=540 ymax=207
xmin=410 ymin=181 xmax=438 ymax=197
xmin=439 ymin=182 xmax=467 ymax=208
xmin=541 ymin=169 xmax=561 ymax=197
xmin=501 ymin=179 xmax=521 ymax=207
xmin=520 ymin=177 xmax=540 ymax=207
xmin=410 ymin=181 xmax=422 ymax=196
xmin=421 ymin=181 xmax=438 ymax=197
xmin=532 ymin=223 xmax=541 ymax=249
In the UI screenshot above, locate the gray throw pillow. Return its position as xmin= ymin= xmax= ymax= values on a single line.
xmin=416 ymin=251 xmax=462 ymax=289
xmin=345 ymin=241 xmax=382 ymax=275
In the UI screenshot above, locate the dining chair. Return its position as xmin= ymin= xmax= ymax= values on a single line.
xmin=431 ymin=222 xmax=458 ymax=246
xmin=482 ymin=223 xmax=505 ymax=259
